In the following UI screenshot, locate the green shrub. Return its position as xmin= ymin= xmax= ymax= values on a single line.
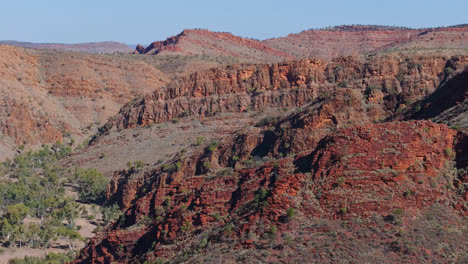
xmin=205 ymin=141 xmax=218 ymax=153
xmin=101 ymin=204 xmax=121 ymax=225
xmin=195 ymin=136 xmax=205 ymax=146
xmin=180 ymin=221 xmax=192 ymax=232
xmin=175 ymin=162 xmax=182 ymax=171
xmin=216 ymin=167 xmax=233 ymax=177
xmin=444 ymin=67 xmax=454 ymax=76
xmin=445 ymin=147 xmax=454 ymax=158
xmin=253 ymin=188 xmax=270 ymax=208
xmin=8 ymin=252 xmax=75 ymax=264
xmin=337 ymin=176 xmax=346 ymax=185
xmin=256 ymin=116 xmax=277 ymax=127
xmin=203 ymin=160 xmax=211 ymax=170
xmin=134 ymin=160 xmax=144 ymax=169
xmin=270 ymin=225 xmax=278 ymax=237
xmin=224 ymin=222 xmax=234 ymax=234
xmin=414 ymin=104 xmax=421 ymax=112
xmin=286 ymin=208 xmax=296 ymax=219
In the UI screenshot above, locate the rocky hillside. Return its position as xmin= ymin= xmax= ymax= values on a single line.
xmin=264 ymin=25 xmax=468 ymax=58
xmin=133 ymin=25 xmax=468 ymax=61
xmin=103 ymin=54 xmax=467 ymax=131
xmin=73 ymin=79 xmax=468 ymax=264
xmin=133 ymin=29 xmax=294 ymax=62
xmin=70 ymin=54 xmax=468 ymax=263
xmin=0 ymin=40 xmax=134 ymax=54
xmin=0 ymin=45 xmax=168 ymax=160
xmin=2 ymin=25 xmax=468 ymax=263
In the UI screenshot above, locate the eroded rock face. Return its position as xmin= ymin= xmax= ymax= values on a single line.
xmin=74 ymin=119 xmax=465 ymax=263
xmin=106 ymin=54 xmax=467 ymax=133
xmin=71 ymin=50 xmax=468 ymax=263
xmin=408 ymin=66 xmax=468 ymax=127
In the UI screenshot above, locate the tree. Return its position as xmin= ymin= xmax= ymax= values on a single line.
xmin=39 ymin=220 xmax=56 ymax=248
xmin=74 ymin=168 xmax=109 ymax=203
xmin=52 ymin=198 xmax=79 ymax=226
xmin=5 ymin=203 xmax=30 ymax=225
xmin=0 ymin=218 xmax=13 ymax=240
xmin=14 ymin=224 xmax=27 ymax=248
xmin=57 ymin=226 xmax=83 ymax=251
xmin=101 ymin=204 xmax=121 ymax=225
xmin=25 ymin=223 xmax=41 ymax=248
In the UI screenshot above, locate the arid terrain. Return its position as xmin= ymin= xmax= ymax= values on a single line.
xmin=0 ymin=41 xmax=133 ymax=54
xmin=0 ymin=25 xmax=467 ymax=263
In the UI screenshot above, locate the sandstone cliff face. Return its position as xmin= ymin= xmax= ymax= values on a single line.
xmin=105 ymin=54 xmax=467 ymax=133
xmin=74 ymin=119 xmax=466 ymax=263
xmin=408 ymin=66 xmax=468 ymax=127
xmin=71 ymin=50 xmax=468 ymax=263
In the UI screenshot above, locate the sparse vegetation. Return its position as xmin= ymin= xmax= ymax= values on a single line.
xmin=195 ymin=136 xmax=205 ymax=146
xmin=205 ymin=141 xmax=218 ymax=153
xmin=256 ymin=116 xmax=277 ymax=127
xmin=444 ymin=67 xmax=454 ymax=76
xmin=0 ymin=143 xmax=98 ymax=251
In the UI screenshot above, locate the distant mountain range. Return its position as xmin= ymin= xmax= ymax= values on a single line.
xmin=2 ymin=24 xmax=467 ymax=57
xmin=0 ymin=40 xmax=133 ymax=54
xmin=133 ymin=24 xmax=468 ymax=60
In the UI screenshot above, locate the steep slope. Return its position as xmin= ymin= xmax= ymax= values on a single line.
xmin=0 ymin=41 xmax=133 ymax=54
xmin=66 ymin=50 xmax=468 ymax=263
xmin=65 ymin=53 xmax=467 ymax=176
xmin=407 ymin=65 xmax=468 ymax=127
xmin=0 ymin=45 xmax=168 ymax=159
xmin=134 ymin=29 xmax=294 ymax=62
xmin=264 ymin=25 xmax=468 ymax=58
xmin=73 ymin=117 xmax=467 ymax=263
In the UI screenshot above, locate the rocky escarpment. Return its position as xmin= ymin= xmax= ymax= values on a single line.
xmin=100 ymin=54 xmax=467 ymax=136
xmin=73 ymin=52 xmax=468 ymax=262
xmin=134 ymin=29 xmax=294 ymax=62
xmin=408 ymin=66 xmax=468 ymax=127
xmin=264 ymin=25 xmax=468 ymax=58
xmin=74 ymin=119 xmax=467 ymax=263
xmin=133 ymin=26 xmax=468 ymax=61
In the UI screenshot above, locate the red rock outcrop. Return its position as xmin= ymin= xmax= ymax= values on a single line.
xmin=73 ymin=52 xmax=468 ymax=263
xmin=104 ymin=54 xmax=467 ymax=133
xmin=134 ymin=26 xmax=468 ymax=61
xmin=264 ymin=25 xmax=468 ymax=58
xmin=133 ymin=44 xmax=146 ymax=54
xmin=408 ymin=65 xmax=468 ymax=127
xmin=134 ymin=29 xmax=295 ymax=62
xmin=73 ymin=120 xmax=465 ymax=263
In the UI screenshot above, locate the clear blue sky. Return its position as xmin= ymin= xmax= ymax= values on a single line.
xmin=1 ymin=0 xmax=466 ymax=44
